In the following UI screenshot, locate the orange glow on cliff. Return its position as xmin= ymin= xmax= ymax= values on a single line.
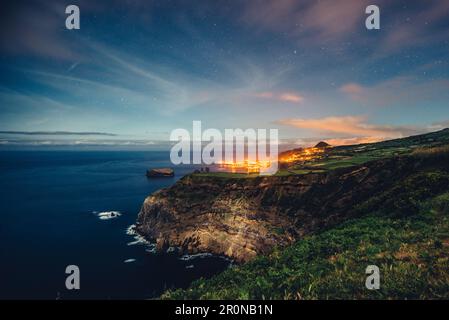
xmin=218 ymin=159 xmax=272 ymax=174
xmin=279 ymin=147 xmax=325 ymax=164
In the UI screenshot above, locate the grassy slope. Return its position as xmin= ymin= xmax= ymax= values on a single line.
xmin=278 ymin=128 xmax=449 ymax=176
xmin=163 ymin=192 xmax=449 ymax=299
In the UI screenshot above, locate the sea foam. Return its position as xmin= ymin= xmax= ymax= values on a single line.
xmin=96 ymin=211 xmax=121 ymax=220
xmin=126 ymin=224 xmax=154 ymax=248
xmin=124 ymin=258 xmax=136 ymax=263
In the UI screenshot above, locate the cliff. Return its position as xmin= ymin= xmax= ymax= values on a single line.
xmin=136 ymin=153 xmax=449 ymax=262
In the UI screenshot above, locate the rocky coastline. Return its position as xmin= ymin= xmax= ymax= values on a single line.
xmin=135 ymin=155 xmax=445 ymax=262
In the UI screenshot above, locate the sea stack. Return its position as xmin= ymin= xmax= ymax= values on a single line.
xmin=146 ymin=168 xmax=174 ymax=178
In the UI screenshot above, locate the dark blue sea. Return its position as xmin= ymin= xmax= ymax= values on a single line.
xmin=0 ymin=151 xmax=229 ymax=299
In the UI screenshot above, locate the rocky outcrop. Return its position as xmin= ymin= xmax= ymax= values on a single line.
xmin=136 ymin=156 xmax=448 ymax=262
xmin=146 ymin=168 xmax=174 ymax=178
xmin=314 ymin=141 xmax=330 ymax=148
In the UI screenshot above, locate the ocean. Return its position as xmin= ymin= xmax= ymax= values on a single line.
xmin=0 ymin=151 xmax=229 ymax=299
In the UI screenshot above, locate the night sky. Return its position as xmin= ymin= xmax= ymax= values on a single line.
xmin=0 ymin=0 xmax=449 ymax=148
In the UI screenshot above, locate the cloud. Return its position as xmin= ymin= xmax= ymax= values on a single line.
xmin=339 ymin=77 xmax=449 ymax=106
xmin=278 ymin=117 xmax=449 ymax=147
xmin=0 ymin=131 xmax=117 ymax=136
xmin=2 ymin=34 xmax=306 ymax=135
xmin=276 ymin=115 xmax=423 ymax=139
xmin=279 ymin=93 xmax=303 ymax=103
xmin=324 ymin=136 xmax=386 ymax=146
xmin=0 ymin=1 xmax=79 ymax=60
xmin=380 ymin=1 xmax=449 ymax=53
xmin=429 ymin=120 xmax=449 ymax=132
xmin=254 ymin=92 xmax=274 ymax=99
xmin=280 ymin=135 xmax=391 ymax=148
xmin=20 ymin=44 xmax=221 ymax=117
xmin=238 ymin=0 xmax=449 ymax=60
xmin=0 ymin=0 xmax=158 ymax=60
xmin=240 ymin=0 xmax=367 ymax=42
xmin=340 ymin=83 xmax=363 ymax=95
xmin=254 ymin=91 xmax=304 ymax=104
xmin=0 ymin=138 xmax=168 ymax=150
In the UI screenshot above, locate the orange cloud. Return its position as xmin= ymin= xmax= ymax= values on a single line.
xmin=254 ymin=92 xmax=274 ymax=99
xmin=340 ymin=78 xmax=449 ymax=106
xmin=325 ymin=136 xmax=385 ymax=146
xmin=340 ymin=83 xmax=363 ymax=95
xmin=381 ymin=2 xmax=449 ymax=53
xmin=254 ymin=91 xmax=303 ymax=104
xmin=276 ymin=116 xmax=421 ymax=139
xmin=241 ymin=0 xmax=366 ymax=42
xmin=279 ymin=93 xmax=304 ymax=103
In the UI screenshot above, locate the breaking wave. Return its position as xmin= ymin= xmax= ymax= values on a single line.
xmin=126 ymin=224 xmax=156 ymax=251
xmin=95 ymin=211 xmax=121 ymax=220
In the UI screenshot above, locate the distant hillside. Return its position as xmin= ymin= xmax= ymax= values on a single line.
xmin=276 ymin=128 xmax=449 ymax=176
xmin=314 ymin=141 xmax=330 ymax=148
xmin=341 ymin=128 xmax=449 ymax=150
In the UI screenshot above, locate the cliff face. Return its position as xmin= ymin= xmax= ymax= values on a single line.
xmin=136 ymin=156 xmax=446 ymax=262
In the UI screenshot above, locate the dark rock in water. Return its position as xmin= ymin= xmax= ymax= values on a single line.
xmin=314 ymin=141 xmax=330 ymax=148
xmin=146 ymin=168 xmax=174 ymax=178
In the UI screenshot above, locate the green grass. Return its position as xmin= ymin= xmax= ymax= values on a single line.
xmin=162 ymin=183 xmax=449 ymax=300
xmin=354 ymin=171 xmax=449 ymax=218
xmin=304 ymin=143 xmax=419 ymax=172
xmin=274 ymin=169 xmax=325 ymax=176
xmin=310 ymin=154 xmax=382 ymax=170
xmin=163 ymin=209 xmax=449 ymax=299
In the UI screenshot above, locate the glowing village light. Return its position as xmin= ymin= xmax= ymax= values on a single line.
xmin=279 ymin=147 xmax=326 ymax=164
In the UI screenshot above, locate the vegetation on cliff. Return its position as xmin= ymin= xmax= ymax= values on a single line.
xmin=163 ymin=186 xmax=449 ymax=299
